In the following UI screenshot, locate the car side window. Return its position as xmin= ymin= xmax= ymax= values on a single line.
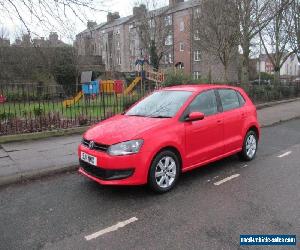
xmin=218 ymin=89 xmax=240 ymax=111
xmin=187 ymin=90 xmax=218 ymax=116
xmin=236 ymin=91 xmax=246 ymax=107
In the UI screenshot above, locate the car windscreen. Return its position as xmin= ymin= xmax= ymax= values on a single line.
xmin=125 ymin=90 xmax=192 ymax=118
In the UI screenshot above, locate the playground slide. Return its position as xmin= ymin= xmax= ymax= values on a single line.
xmin=63 ymin=91 xmax=83 ymax=108
xmin=124 ymin=77 xmax=141 ymax=95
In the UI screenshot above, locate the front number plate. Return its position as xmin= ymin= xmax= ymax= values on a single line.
xmin=81 ymin=152 xmax=97 ymax=166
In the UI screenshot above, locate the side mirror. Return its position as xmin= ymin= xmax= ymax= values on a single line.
xmin=185 ymin=112 xmax=205 ymax=122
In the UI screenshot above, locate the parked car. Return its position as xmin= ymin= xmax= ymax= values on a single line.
xmin=249 ymin=79 xmax=271 ymax=85
xmin=78 ymin=84 xmax=260 ymax=193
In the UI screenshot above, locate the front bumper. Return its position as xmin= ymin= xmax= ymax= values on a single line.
xmin=79 ymin=160 xmax=134 ymax=180
xmin=78 ymin=144 xmax=151 ymax=185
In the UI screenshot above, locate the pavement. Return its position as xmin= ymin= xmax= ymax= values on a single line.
xmin=0 ymin=99 xmax=300 ymax=186
xmin=0 ymin=118 xmax=299 ymax=249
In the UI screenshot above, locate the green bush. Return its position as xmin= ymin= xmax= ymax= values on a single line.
xmin=33 ymin=107 xmax=44 ymax=117
xmin=162 ymin=70 xmax=205 ymax=87
xmin=0 ymin=112 xmax=14 ymax=121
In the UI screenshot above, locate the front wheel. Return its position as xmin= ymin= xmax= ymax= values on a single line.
xmin=148 ymin=150 xmax=180 ymax=193
xmin=239 ymin=130 xmax=258 ymax=161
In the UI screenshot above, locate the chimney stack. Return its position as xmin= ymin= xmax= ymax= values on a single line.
xmin=87 ymin=21 xmax=97 ymax=29
xmin=169 ymin=0 xmax=184 ymax=7
xmin=107 ymin=12 xmax=120 ymax=22
xmin=133 ymin=4 xmax=147 ymax=17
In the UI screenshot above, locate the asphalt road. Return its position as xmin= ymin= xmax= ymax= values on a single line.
xmin=1 ymin=119 xmax=300 ymax=250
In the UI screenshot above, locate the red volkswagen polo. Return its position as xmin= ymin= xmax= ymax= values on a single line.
xmin=78 ymin=84 xmax=260 ymax=192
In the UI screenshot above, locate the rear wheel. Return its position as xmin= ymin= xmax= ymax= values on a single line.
xmin=148 ymin=150 xmax=180 ymax=193
xmin=239 ymin=130 xmax=258 ymax=161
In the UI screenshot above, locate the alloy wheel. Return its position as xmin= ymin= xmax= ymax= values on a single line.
xmin=155 ymin=156 xmax=177 ymax=188
xmin=246 ymin=134 xmax=257 ymax=159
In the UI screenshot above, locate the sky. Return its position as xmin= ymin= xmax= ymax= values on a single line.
xmin=0 ymin=0 xmax=168 ymax=44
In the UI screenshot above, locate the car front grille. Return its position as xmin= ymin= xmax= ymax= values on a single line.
xmin=82 ymin=139 xmax=109 ymax=152
xmin=79 ymin=160 xmax=133 ymax=180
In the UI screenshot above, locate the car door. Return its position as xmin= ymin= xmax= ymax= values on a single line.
xmin=184 ymin=90 xmax=224 ymax=168
xmin=217 ymin=89 xmax=244 ymax=154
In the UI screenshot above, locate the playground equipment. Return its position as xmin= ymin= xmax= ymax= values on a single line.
xmin=124 ymin=77 xmax=141 ymax=95
xmin=145 ymin=69 xmax=165 ymax=84
xmin=63 ymin=91 xmax=83 ymax=108
xmin=82 ymin=81 xmax=100 ymax=95
xmin=101 ymin=80 xmax=124 ymax=94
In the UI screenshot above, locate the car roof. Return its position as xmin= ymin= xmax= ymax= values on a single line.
xmin=162 ymin=84 xmax=241 ymax=93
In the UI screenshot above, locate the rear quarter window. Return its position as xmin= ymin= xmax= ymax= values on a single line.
xmin=218 ymin=89 xmax=240 ymax=111
xmin=236 ymin=90 xmax=246 ymax=106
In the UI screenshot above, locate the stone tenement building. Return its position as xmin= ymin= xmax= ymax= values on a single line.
xmin=75 ymin=0 xmax=238 ymax=82
xmin=13 ymin=32 xmax=67 ymax=48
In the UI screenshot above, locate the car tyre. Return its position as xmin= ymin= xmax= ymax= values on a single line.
xmin=239 ymin=130 xmax=258 ymax=161
xmin=148 ymin=150 xmax=180 ymax=193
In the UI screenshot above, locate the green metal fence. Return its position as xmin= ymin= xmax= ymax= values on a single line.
xmin=0 ymin=82 xmax=300 ymax=135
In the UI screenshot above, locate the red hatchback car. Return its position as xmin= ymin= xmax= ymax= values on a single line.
xmin=78 ymin=85 xmax=260 ymax=192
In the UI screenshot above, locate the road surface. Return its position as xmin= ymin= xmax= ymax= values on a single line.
xmin=1 ymin=119 xmax=300 ymax=250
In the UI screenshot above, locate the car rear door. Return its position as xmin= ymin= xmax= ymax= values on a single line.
xmin=184 ymin=90 xmax=224 ymax=168
xmin=217 ymin=89 xmax=244 ymax=154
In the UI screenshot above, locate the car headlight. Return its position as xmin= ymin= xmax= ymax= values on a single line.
xmin=107 ymin=140 xmax=144 ymax=156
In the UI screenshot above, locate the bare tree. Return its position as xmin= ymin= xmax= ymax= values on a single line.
xmin=259 ymin=0 xmax=295 ymax=84
xmin=134 ymin=0 xmax=172 ymax=70
xmin=0 ymin=26 xmax=9 ymax=39
xmin=290 ymin=0 xmax=300 ymax=60
xmin=0 ymin=0 xmax=106 ymax=37
xmin=235 ymin=0 xmax=273 ymax=84
xmin=194 ymin=0 xmax=240 ymax=82
xmin=235 ymin=0 xmax=295 ymax=84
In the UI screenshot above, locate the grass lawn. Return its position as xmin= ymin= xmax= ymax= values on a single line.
xmin=0 ymin=94 xmax=134 ymax=119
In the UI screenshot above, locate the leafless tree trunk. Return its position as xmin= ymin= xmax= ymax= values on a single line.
xmin=235 ymin=0 xmax=273 ymax=84
xmin=194 ymin=0 xmax=240 ymax=82
xmin=135 ymin=0 xmax=172 ymax=71
xmin=235 ymin=0 xmax=294 ymax=84
xmin=259 ymin=0 xmax=295 ymax=85
xmin=290 ymin=0 xmax=300 ymax=61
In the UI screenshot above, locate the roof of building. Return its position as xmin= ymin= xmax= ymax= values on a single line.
xmin=166 ymin=0 xmax=200 ymax=14
xmin=76 ymin=0 xmax=201 ymax=37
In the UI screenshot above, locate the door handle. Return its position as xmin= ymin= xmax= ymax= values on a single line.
xmin=217 ymin=120 xmax=222 ymax=124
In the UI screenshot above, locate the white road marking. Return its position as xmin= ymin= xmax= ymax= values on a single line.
xmin=241 ymin=164 xmax=248 ymax=168
xmin=213 ymin=174 xmax=240 ymax=186
xmin=277 ymin=151 xmax=292 ymax=158
xmin=85 ymin=217 xmax=138 ymax=241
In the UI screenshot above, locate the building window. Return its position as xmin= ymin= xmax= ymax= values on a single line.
xmin=194 ymin=50 xmax=201 ymax=61
xmin=194 ymin=30 xmax=200 ymax=40
xmin=149 ymin=18 xmax=155 ymax=28
xmin=116 ymin=41 xmax=120 ymax=50
xmin=165 ymin=34 xmax=173 ymax=45
xmin=194 ymin=8 xmax=201 ymax=18
xmin=164 ymin=53 xmax=173 ymax=64
xmin=117 ymin=55 xmax=121 ymax=65
xmin=179 ymin=42 xmax=184 ymax=51
xmin=193 ymin=71 xmax=201 ymax=79
xmin=179 ymin=21 xmax=184 ymax=32
xmin=165 ymin=15 xmax=172 ymax=26
xmin=169 ymin=53 xmax=173 ymax=63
